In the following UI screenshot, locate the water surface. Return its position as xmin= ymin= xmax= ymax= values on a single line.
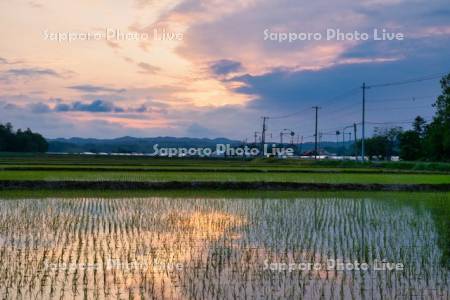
xmin=0 ymin=195 xmax=448 ymax=299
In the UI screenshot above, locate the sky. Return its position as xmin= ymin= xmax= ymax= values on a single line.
xmin=0 ymin=0 xmax=449 ymax=141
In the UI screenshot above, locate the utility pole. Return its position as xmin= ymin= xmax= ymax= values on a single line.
xmin=342 ymin=127 xmax=346 ymax=160
xmin=242 ymin=138 xmax=248 ymax=159
xmin=261 ymin=117 xmax=268 ymax=156
xmin=361 ymin=82 xmax=367 ymax=162
xmin=312 ymin=106 xmax=320 ymax=159
xmin=347 ymin=132 xmax=352 ymax=147
xmin=254 ymin=131 xmax=259 ymax=144
xmin=280 ymin=129 xmax=294 ymax=145
xmin=353 ymin=123 xmax=357 ymax=161
xmin=343 ymin=125 xmax=354 ymax=160
xmin=299 ymin=135 xmax=304 ymax=155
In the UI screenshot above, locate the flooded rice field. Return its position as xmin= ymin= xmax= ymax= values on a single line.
xmin=0 ymin=195 xmax=448 ymax=299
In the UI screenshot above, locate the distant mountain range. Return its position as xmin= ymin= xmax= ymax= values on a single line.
xmin=47 ymin=136 xmax=354 ymax=154
xmin=47 ymin=136 xmax=242 ymax=153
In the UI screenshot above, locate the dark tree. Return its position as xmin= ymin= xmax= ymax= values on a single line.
xmin=399 ymin=131 xmax=422 ymax=160
xmin=0 ymin=123 xmax=48 ymax=152
xmin=413 ymin=116 xmax=427 ymax=138
xmin=425 ymin=73 xmax=450 ymax=160
xmin=357 ymin=127 xmax=402 ymax=161
xmin=399 ymin=116 xmax=426 ymax=161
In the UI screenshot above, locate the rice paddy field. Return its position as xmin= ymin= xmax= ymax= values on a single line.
xmin=0 ymin=154 xmax=450 ymax=185
xmin=2 ymin=169 xmax=450 ymax=184
xmin=0 ymin=155 xmax=449 ymax=298
xmin=0 ymin=191 xmax=448 ymax=299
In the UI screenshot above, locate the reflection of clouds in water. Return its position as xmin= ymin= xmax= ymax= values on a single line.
xmin=0 ymin=235 xmax=56 ymax=250
xmin=0 ymin=198 xmax=246 ymax=299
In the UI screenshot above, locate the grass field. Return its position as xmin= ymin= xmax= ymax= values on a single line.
xmin=1 ymin=153 xmax=450 ymax=171
xmin=0 ymin=154 xmax=450 ymax=185
xmin=1 ymin=169 xmax=450 ymax=184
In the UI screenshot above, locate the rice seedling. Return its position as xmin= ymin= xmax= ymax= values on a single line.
xmin=0 ymin=195 xmax=447 ymax=299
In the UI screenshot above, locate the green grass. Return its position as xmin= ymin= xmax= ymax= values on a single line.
xmin=1 ymin=154 xmax=449 ymax=186
xmin=2 ymin=164 xmax=448 ymax=174
xmin=1 ymin=153 xmax=450 ymax=172
xmin=1 ymin=170 xmax=450 ymax=184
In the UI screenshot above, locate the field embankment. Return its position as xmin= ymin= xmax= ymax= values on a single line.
xmin=1 ymin=180 xmax=450 ymax=191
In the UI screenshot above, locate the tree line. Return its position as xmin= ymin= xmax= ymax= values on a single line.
xmin=358 ymin=73 xmax=450 ymax=161
xmin=0 ymin=123 xmax=48 ymax=152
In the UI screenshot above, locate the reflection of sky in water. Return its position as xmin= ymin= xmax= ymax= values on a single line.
xmin=0 ymin=197 xmax=447 ymax=299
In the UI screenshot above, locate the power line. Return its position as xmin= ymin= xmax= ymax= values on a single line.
xmin=367 ymin=73 xmax=445 ymax=89
xmin=268 ymin=107 xmax=312 ymax=120
xmin=267 ymin=92 xmax=436 ymax=131
xmin=366 ymin=104 xmax=433 ymax=111
xmin=361 ymin=73 xmax=443 ymax=162
xmin=365 ymin=117 xmax=433 ymax=125
xmin=300 ymin=103 xmax=433 ymax=138
xmin=316 ymin=87 xmax=361 ymax=108
xmin=325 ymin=99 xmax=361 ymax=115
xmin=254 ymin=72 xmax=446 ymax=160
xmin=321 ymin=125 xmax=354 ymax=135
xmin=267 ymin=86 xmax=360 ymax=120
xmin=268 ymin=73 xmax=442 ymax=122
xmin=368 ymin=95 xmax=437 ymax=103
xmin=323 ymin=95 xmax=436 ymax=118
xmin=321 ymin=117 xmax=432 ymax=136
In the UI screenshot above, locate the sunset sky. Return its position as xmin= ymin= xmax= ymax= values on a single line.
xmin=0 ymin=0 xmax=449 ymax=140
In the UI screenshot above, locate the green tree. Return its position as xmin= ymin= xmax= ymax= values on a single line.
xmin=358 ymin=127 xmax=402 ymax=160
xmin=413 ymin=116 xmax=426 ymax=138
xmin=0 ymin=123 xmax=48 ymax=152
xmin=399 ymin=131 xmax=422 ymax=160
xmin=364 ymin=135 xmax=389 ymax=160
xmin=399 ymin=116 xmax=426 ymax=160
xmin=425 ymin=73 xmax=450 ymax=160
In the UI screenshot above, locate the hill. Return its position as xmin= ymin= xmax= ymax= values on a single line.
xmin=47 ymin=136 xmax=241 ymax=153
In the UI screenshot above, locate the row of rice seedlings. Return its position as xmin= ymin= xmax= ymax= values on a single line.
xmin=0 ymin=196 xmax=447 ymax=299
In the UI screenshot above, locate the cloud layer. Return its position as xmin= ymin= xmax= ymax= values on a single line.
xmin=0 ymin=0 xmax=449 ymax=139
